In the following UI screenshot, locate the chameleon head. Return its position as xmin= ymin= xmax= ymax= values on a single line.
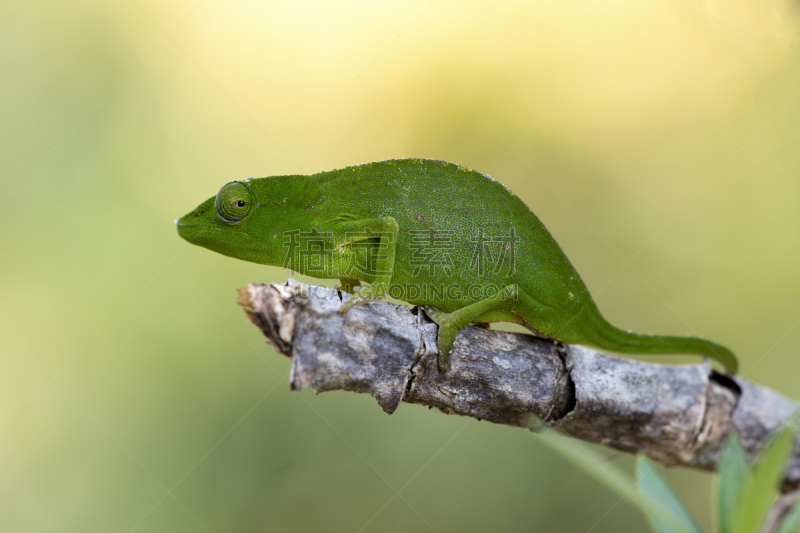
xmin=175 ymin=180 xmax=263 ymax=261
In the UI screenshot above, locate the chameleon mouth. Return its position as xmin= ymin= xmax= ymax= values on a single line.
xmin=175 ymin=219 xmax=245 ymax=244
xmin=175 ymin=218 xmax=267 ymax=264
xmin=176 ymin=223 xmax=234 ymax=231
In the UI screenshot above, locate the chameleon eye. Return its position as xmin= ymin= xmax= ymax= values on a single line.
xmin=215 ymin=181 xmax=253 ymax=223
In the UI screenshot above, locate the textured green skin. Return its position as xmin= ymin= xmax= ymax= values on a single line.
xmin=177 ymin=158 xmax=738 ymax=372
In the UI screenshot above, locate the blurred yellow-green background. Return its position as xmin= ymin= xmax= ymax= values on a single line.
xmin=2 ymin=0 xmax=800 ymax=531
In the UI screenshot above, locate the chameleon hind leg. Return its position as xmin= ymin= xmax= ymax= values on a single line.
xmin=425 ymin=284 xmax=549 ymax=371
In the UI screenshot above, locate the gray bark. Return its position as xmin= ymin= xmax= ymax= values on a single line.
xmin=238 ymin=279 xmax=800 ymax=494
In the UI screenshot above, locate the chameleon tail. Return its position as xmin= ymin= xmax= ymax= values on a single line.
xmin=565 ymin=305 xmax=738 ymax=373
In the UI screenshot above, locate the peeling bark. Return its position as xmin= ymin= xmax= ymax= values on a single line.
xmin=238 ymin=279 xmax=800 ymax=491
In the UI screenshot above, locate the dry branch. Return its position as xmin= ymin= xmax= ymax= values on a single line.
xmin=238 ymin=279 xmax=800 ymax=491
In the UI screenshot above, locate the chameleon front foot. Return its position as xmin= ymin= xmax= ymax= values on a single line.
xmin=423 ymin=306 xmax=458 ymax=372
xmin=338 ymin=295 xmax=362 ymax=313
xmin=335 ymin=278 xmax=361 ymax=294
xmin=338 ymin=283 xmax=386 ymax=314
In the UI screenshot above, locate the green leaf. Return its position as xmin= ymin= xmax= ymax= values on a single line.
xmin=775 ymin=497 xmax=800 ymax=533
xmin=637 ymin=455 xmax=704 ymax=533
xmin=534 ymin=430 xmax=702 ymax=533
xmin=733 ymin=424 xmax=797 ymax=533
xmin=535 ymin=431 xmax=636 ymax=502
xmin=718 ymin=431 xmax=751 ymax=533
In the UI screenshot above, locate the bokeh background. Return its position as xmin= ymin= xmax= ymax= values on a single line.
xmin=2 ymin=0 xmax=800 ymax=531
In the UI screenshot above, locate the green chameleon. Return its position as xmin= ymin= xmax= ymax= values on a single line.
xmin=176 ymin=158 xmax=737 ymax=373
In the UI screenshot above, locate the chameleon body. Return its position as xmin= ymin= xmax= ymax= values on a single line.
xmin=176 ymin=159 xmax=738 ymax=373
